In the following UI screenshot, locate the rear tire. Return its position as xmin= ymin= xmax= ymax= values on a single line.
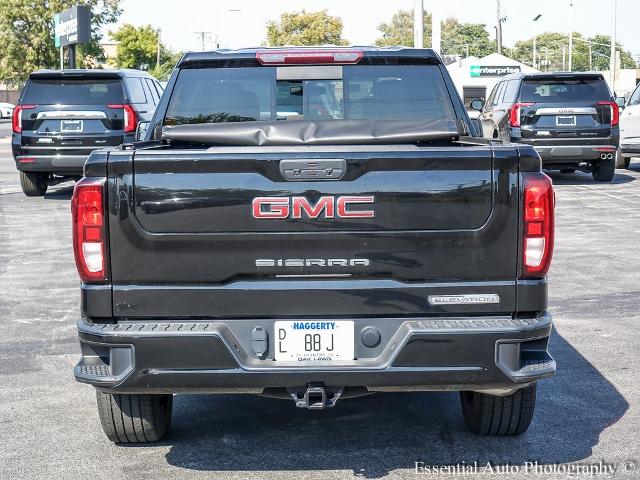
xmin=19 ymin=171 xmax=48 ymax=196
xmin=460 ymin=384 xmax=537 ymax=436
xmin=623 ymin=157 xmax=631 ymax=169
xmin=96 ymin=391 xmax=173 ymax=443
xmin=591 ymin=159 xmax=615 ymax=182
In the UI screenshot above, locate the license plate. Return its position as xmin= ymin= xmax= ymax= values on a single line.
xmin=556 ymin=115 xmax=576 ymax=126
xmin=274 ymin=321 xmax=354 ymax=362
xmin=61 ymin=119 xmax=83 ymax=132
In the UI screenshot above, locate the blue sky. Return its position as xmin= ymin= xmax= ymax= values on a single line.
xmin=106 ymin=0 xmax=640 ymax=57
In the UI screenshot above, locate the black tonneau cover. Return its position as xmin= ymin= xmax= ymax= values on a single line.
xmin=162 ymin=119 xmax=460 ymax=146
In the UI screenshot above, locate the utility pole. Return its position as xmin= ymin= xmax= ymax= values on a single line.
xmin=194 ymin=31 xmax=212 ymax=51
xmin=413 ymin=0 xmax=424 ymax=48
xmin=568 ymin=1 xmax=574 ymax=71
xmin=496 ymin=0 xmax=503 ymax=54
xmin=562 ymin=45 xmax=566 ymax=71
xmin=588 ymin=42 xmax=593 ymax=70
xmin=156 ymin=28 xmax=161 ymax=68
xmin=609 ymin=0 xmax=617 ymax=89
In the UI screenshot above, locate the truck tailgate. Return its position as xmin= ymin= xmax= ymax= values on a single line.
xmin=107 ymin=144 xmax=520 ymax=318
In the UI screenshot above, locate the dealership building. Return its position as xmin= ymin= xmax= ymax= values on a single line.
xmin=446 ymin=53 xmax=539 ymax=109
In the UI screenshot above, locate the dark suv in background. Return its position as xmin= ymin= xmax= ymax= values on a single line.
xmin=12 ymin=69 xmax=163 ymax=196
xmin=476 ymin=72 xmax=619 ymax=182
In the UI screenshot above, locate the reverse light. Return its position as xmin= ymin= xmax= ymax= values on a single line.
xmin=509 ymin=102 xmax=535 ymax=128
xmin=597 ymin=101 xmax=619 ymax=126
xmin=256 ymin=49 xmax=363 ymax=65
xmin=72 ymin=178 xmax=107 ymax=282
xmin=107 ymin=104 xmax=138 ymax=133
xmin=12 ymin=104 xmax=37 ymax=133
xmin=522 ymin=173 xmax=554 ymax=278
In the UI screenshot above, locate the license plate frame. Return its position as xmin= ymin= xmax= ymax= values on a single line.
xmin=61 ymin=119 xmax=83 ymax=133
xmin=556 ymin=115 xmax=576 ymax=127
xmin=274 ymin=320 xmax=354 ymax=362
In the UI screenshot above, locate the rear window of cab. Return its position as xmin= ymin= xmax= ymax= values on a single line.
xmin=22 ymin=78 xmax=124 ymax=105
xmin=163 ymin=65 xmax=456 ymax=125
xmin=520 ymin=78 xmax=611 ymax=103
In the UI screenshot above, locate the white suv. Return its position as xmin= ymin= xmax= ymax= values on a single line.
xmin=618 ymin=85 xmax=640 ymax=169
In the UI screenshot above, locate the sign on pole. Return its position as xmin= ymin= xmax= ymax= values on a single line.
xmin=54 ymin=5 xmax=91 ymax=48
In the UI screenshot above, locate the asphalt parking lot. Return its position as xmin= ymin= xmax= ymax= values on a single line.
xmin=0 ymin=117 xmax=639 ymax=479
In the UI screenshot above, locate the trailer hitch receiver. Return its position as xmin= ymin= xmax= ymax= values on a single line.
xmin=290 ymin=384 xmax=344 ymax=409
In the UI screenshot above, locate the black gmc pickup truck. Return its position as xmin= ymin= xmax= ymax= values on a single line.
xmin=72 ymin=47 xmax=556 ymax=443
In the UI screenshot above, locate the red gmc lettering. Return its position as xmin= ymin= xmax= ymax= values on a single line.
xmin=252 ymin=197 xmax=289 ymax=218
xmin=337 ymin=196 xmax=375 ymax=218
xmin=252 ymin=196 xmax=375 ymax=219
xmin=292 ymin=196 xmax=335 ymax=219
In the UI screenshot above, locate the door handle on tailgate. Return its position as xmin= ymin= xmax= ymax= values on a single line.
xmin=279 ymin=159 xmax=346 ymax=181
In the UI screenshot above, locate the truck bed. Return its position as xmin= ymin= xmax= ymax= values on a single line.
xmin=82 ymin=141 xmax=544 ymax=321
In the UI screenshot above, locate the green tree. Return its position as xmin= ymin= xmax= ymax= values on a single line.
xmin=512 ymin=32 xmax=567 ymax=70
xmin=148 ymin=50 xmax=183 ymax=82
xmin=266 ymin=10 xmax=347 ymax=46
xmin=511 ymin=32 xmax=637 ymax=71
xmin=442 ymin=19 xmax=493 ymax=57
xmin=375 ymin=9 xmax=493 ymax=57
xmin=376 ymin=9 xmax=431 ymax=47
xmin=0 ymin=0 xmax=121 ymax=85
xmin=110 ymin=24 xmax=181 ymax=81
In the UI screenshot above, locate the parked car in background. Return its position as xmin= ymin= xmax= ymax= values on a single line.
xmin=0 ymin=101 xmax=14 ymax=118
xmin=618 ymin=82 xmax=640 ymax=169
xmin=475 ymin=72 xmax=619 ymax=182
xmin=12 ymin=69 xmax=163 ymax=196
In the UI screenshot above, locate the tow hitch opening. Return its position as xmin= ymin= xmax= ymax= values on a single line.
xmin=289 ymin=384 xmax=344 ymax=409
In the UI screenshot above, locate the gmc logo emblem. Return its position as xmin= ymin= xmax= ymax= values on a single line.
xmin=252 ymin=196 xmax=375 ymax=219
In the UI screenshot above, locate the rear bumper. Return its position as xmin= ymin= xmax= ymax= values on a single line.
xmin=75 ymin=313 xmax=555 ymax=395
xmin=534 ymin=145 xmax=616 ymax=164
xmin=15 ymin=154 xmax=88 ymax=175
xmin=511 ymin=137 xmax=618 ymax=165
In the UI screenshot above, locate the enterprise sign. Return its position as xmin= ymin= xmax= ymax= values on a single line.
xmin=470 ymin=65 xmax=521 ymax=77
xmin=54 ymin=6 xmax=91 ymax=47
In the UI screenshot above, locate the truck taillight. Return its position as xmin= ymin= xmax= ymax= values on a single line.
xmin=597 ymin=101 xmax=619 ymax=126
xmin=72 ymin=178 xmax=107 ymax=282
xmin=107 ymin=104 xmax=137 ymax=133
xmin=522 ymin=173 xmax=554 ymax=278
xmin=256 ymin=49 xmax=363 ymax=65
xmin=12 ymin=104 xmax=36 ymax=133
xmin=509 ymin=102 xmax=535 ymax=128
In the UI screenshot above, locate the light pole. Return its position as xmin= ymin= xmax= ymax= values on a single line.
xmin=414 ymin=0 xmax=424 ymax=49
xmin=544 ymin=47 xmax=549 ymax=72
xmin=532 ymin=14 xmax=542 ymax=69
xmin=496 ymin=0 xmax=503 ymax=54
xmin=431 ymin=2 xmax=441 ymax=54
xmin=610 ymin=0 xmax=617 ymax=89
xmin=568 ymin=1 xmax=574 ymax=71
